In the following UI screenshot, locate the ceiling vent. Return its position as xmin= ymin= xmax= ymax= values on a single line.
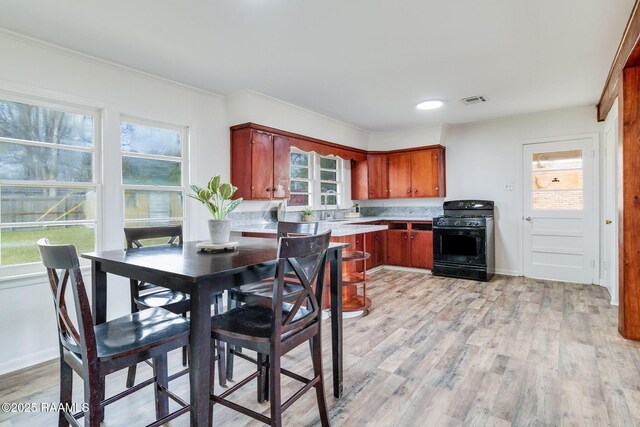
xmin=460 ymin=95 xmax=488 ymax=105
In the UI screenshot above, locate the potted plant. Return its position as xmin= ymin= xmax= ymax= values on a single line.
xmin=302 ymin=207 xmax=314 ymax=222
xmin=189 ymin=175 xmax=242 ymax=244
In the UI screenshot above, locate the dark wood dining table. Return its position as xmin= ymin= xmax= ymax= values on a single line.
xmin=81 ymin=237 xmax=346 ymax=426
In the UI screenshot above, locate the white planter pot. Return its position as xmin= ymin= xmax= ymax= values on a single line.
xmin=208 ymin=219 xmax=231 ymax=244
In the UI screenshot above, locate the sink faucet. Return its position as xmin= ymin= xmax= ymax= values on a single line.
xmin=322 ymin=190 xmax=339 ymax=221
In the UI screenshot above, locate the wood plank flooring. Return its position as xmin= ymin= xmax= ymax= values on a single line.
xmin=2 ymin=270 xmax=640 ymax=426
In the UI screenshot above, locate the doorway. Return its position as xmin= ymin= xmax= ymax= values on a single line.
xmin=522 ymin=136 xmax=597 ymax=283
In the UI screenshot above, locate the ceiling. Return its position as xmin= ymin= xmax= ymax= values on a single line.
xmin=0 ymin=0 xmax=634 ymax=131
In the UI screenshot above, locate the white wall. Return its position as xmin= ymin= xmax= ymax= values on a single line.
xmin=445 ymin=106 xmax=602 ymax=276
xmin=360 ymin=106 xmax=602 ymax=275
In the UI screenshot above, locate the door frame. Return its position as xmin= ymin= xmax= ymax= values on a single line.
xmin=603 ymin=101 xmax=619 ymax=304
xmin=518 ymin=133 xmax=600 ymax=283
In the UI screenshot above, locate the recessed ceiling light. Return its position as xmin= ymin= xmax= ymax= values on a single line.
xmin=416 ymin=100 xmax=444 ymax=110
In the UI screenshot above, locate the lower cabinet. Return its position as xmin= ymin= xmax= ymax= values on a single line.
xmin=385 ymin=222 xmax=433 ymax=269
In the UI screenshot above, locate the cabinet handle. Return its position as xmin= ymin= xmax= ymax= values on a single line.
xmin=404 ymin=235 xmax=408 ymax=239
xmin=407 ymin=189 xmax=411 ymax=193
xmin=266 ymin=188 xmax=271 ymax=192
xmin=435 ymin=186 xmax=439 ymax=191
xmin=251 ymin=185 xmax=255 ymax=190
xmin=387 ymin=190 xmax=391 ymax=193
xmin=414 ymin=189 xmax=418 ymax=193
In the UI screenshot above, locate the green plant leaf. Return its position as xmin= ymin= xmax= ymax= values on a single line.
xmin=218 ymin=182 xmax=233 ymax=199
xmin=224 ymin=198 xmax=242 ymax=215
xmin=208 ymin=175 xmax=220 ymax=194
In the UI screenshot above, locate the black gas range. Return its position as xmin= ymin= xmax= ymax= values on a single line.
xmin=432 ymin=200 xmax=495 ymax=281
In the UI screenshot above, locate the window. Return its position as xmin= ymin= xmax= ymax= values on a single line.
xmin=288 ymin=150 xmax=343 ymax=209
xmin=531 ymin=149 xmax=583 ymax=210
xmin=319 ymin=155 xmax=341 ymax=206
xmin=289 ymin=150 xmax=312 ymax=207
xmin=121 ymin=118 xmax=186 ymax=229
xmin=0 ymin=96 xmax=98 ymax=269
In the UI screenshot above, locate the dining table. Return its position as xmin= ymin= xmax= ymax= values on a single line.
xmin=81 ymin=237 xmax=346 ymax=426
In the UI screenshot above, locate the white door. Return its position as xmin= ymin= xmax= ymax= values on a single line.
xmin=522 ymin=137 xmax=596 ymax=283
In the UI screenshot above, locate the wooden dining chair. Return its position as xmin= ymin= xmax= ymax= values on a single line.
xmin=210 ymin=230 xmax=332 ymax=427
xmin=124 ymin=225 xmax=226 ymax=388
xmin=225 ymin=221 xmax=319 ymax=380
xmin=37 ymin=239 xmax=190 ymax=427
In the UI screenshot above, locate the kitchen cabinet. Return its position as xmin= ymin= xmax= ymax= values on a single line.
xmin=386 ymin=223 xmax=411 ymax=267
xmin=410 ymin=223 xmax=433 ymax=269
xmin=388 ymin=148 xmax=445 ymax=199
xmin=365 ymin=228 xmax=387 ymax=269
xmin=230 ymin=127 xmax=290 ymax=200
xmin=386 ymin=221 xmax=433 ymax=269
xmin=351 ymin=159 xmax=369 ymax=201
xmin=388 ymin=153 xmax=413 ymax=199
xmin=367 ymin=154 xmax=389 ymax=199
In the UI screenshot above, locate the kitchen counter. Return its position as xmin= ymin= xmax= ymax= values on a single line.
xmin=329 ymin=216 xmax=434 ymax=223
xmin=230 ymin=221 xmax=388 ymax=237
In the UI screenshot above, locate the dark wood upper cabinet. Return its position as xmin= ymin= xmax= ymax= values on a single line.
xmin=367 ymin=154 xmax=389 ymax=199
xmin=351 ymin=159 xmax=369 ymax=201
xmin=231 ymin=123 xmax=445 ymax=201
xmin=231 ymin=128 xmax=288 ymax=200
xmin=412 ymin=148 xmax=445 ymax=197
xmin=388 ymin=153 xmax=413 ymax=198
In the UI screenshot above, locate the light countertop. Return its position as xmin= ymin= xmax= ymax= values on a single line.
xmin=231 ymin=216 xmax=434 ymax=237
xmin=231 ymin=222 xmax=388 ymax=237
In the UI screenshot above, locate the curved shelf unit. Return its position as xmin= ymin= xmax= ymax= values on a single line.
xmin=341 ymin=246 xmax=371 ymax=316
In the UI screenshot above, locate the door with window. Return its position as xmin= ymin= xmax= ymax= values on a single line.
xmin=522 ymin=137 xmax=596 ymax=283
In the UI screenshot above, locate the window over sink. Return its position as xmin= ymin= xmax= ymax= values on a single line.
xmin=289 ymin=148 xmax=343 ymax=209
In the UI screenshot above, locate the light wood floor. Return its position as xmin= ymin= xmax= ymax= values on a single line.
xmin=2 ymin=270 xmax=640 ymax=426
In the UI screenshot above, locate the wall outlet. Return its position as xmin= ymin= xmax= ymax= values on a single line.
xmin=504 ymin=184 xmax=514 ymax=191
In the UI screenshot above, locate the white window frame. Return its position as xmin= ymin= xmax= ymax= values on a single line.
xmin=120 ymin=115 xmax=189 ymax=231
xmin=289 ymin=148 xmax=313 ymax=210
xmin=0 ymin=92 xmax=101 ymax=278
xmin=288 ymin=149 xmax=344 ymax=211
xmin=317 ymin=154 xmax=343 ymax=209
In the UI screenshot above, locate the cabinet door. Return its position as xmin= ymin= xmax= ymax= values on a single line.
xmin=411 ymin=149 xmax=440 ymax=197
xmin=351 ymin=159 xmax=369 ymax=200
xmin=386 ymin=230 xmax=411 ymax=266
xmin=365 ymin=232 xmax=376 ymax=269
xmin=273 ymin=135 xmax=290 ymax=199
xmin=388 ymin=153 xmax=412 ymax=199
xmin=230 ymin=128 xmax=253 ymax=200
xmin=367 ymin=154 xmax=389 ymax=199
xmin=411 ymin=230 xmax=433 ymax=269
xmin=251 ymin=131 xmax=274 ymax=200
xmin=374 ymin=230 xmax=387 ymax=267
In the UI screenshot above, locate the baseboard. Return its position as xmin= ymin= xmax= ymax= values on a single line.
xmin=0 ymin=347 xmax=57 ymax=376
xmin=494 ymin=268 xmax=519 ymax=276
xmin=380 ymin=265 xmax=432 ymax=274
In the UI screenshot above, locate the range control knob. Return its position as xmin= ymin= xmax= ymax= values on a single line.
xmin=454 ymin=221 xmax=461 ymax=226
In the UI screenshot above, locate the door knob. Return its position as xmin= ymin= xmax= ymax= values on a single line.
xmin=606 ymin=219 xmax=612 ymax=224
xmin=525 ymin=217 xmax=532 ymax=222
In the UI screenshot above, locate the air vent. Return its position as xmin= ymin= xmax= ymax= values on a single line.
xmin=460 ymin=95 xmax=488 ymax=105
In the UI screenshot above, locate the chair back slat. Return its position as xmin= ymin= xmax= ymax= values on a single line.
xmin=37 ymin=239 xmax=97 ymax=362
xmin=272 ymin=231 xmax=331 ymax=336
xmin=276 ymin=221 xmax=318 ymax=238
xmin=124 ymin=225 xmax=183 ymax=293
xmin=124 ymin=225 xmax=183 ymax=249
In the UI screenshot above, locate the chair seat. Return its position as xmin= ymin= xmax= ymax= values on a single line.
xmin=211 ymin=305 xmax=312 ymax=342
xmin=229 ymin=278 xmax=304 ymax=300
xmin=135 ymin=288 xmax=189 ymax=309
xmin=95 ymin=307 xmax=190 ymax=361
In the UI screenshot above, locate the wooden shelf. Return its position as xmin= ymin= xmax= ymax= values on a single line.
xmin=342 ymin=273 xmax=369 ymax=286
xmin=343 ymin=295 xmax=372 ymax=312
xmin=342 ymin=251 xmax=370 ymax=262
